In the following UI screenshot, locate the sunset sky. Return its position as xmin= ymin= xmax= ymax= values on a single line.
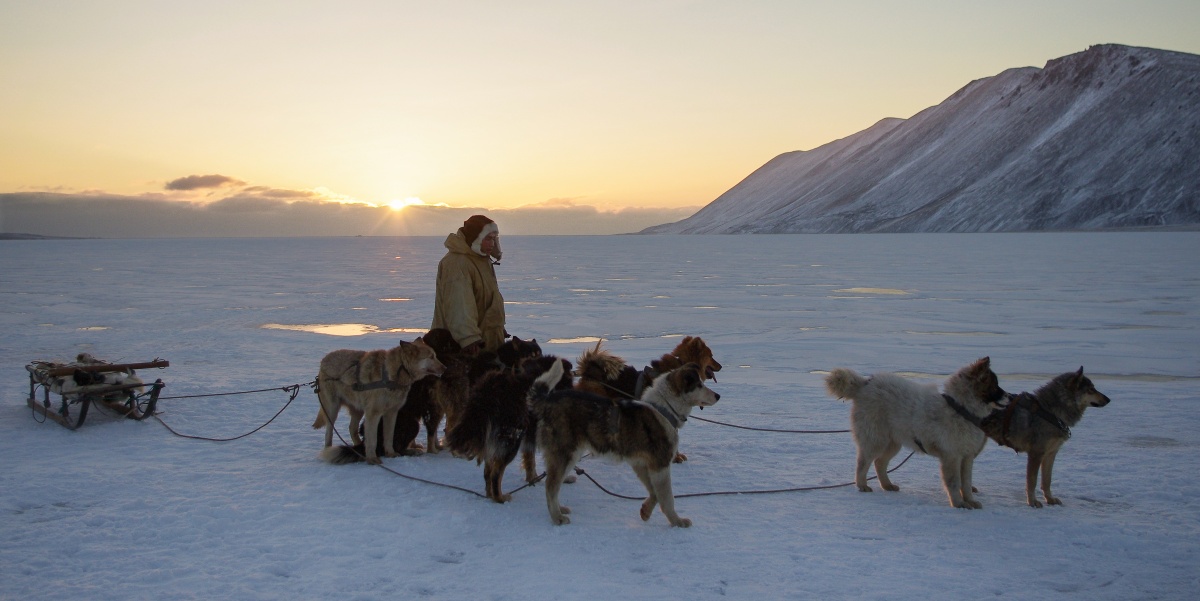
xmin=2 ymin=1 xmax=1198 ymax=236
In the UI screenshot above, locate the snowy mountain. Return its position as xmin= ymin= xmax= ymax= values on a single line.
xmin=643 ymin=44 xmax=1200 ymax=234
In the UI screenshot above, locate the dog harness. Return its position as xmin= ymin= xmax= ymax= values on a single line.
xmin=989 ymin=392 xmax=1072 ymax=449
xmin=350 ymin=357 xmax=419 ymax=392
xmin=941 ymin=393 xmax=984 ymax=428
xmin=607 ymin=398 xmax=683 ymax=432
xmin=651 ymin=401 xmax=685 ymax=429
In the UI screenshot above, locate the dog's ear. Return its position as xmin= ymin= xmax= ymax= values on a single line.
xmin=967 ymin=356 xmax=991 ymax=376
xmin=1069 ymin=366 xmax=1086 ymax=387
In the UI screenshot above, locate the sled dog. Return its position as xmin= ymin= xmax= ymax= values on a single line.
xmin=825 ymin=357 xmax=1007 ymax=509
xmin=529 ymin=360 xmax=720 ymax=526
xmin=574 ymin=342 xmax=643 ymax=399
xmin=312 ymin=339 xmax=444 ymax=464
xmin=320 ymin=329 xmax=488 ymax=464
xmin=575 ymin=337 xmax=722 ymax=463
xmin=576 ymin=336 xmax=724 ymax=402
xmin=649 ymin=336 xmax=723 ymax=383
xmin=446 ymin=355 xmax=573 ymax=502
xmin=980 ymin=367 xmax=1110 ymax=507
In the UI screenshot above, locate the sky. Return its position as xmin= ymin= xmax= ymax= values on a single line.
xmin=2 ymin=0 xmax=1198 ymax=236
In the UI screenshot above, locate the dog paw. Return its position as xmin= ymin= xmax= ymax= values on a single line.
xmin=561 ymin=505 xmax=571 ymax=515
xmin=673 ymin=452 xmax=688 ymax=463
xmin=881 ymin=484 xmax=899 ymax=492
xmin=857 ymin=485 xmax=873 ymax=493
xmin=551 ymin=515 xmax=571 ymax=525
xmin=563 ymin=474 xmax=577 ymax=484
xmin=640 ymin=499 xmax=662 ymax=521
xmin=365 ymin=456 xmax=382 ymax=465
xmin=1028 ymin=499 xmax=1044 ymax=508
xmin=1045 ymin=496 xmax=1062 ymax=506
xmin=966 ymin=500 xmax=982 ymax=509
xmin=670 ymin=517 xmax=693 ymax=528
xmin=491 ymin=493 xmax=512 ymax=504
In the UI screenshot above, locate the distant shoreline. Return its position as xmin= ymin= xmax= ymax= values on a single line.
xmin=0 ymin=233 xmax=97 ymax=240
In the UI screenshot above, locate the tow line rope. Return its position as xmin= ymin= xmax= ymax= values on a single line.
xmin=99 ymin=381 xmax=311 ymax=442
xmin=689 ymin=414 xmax=849 ymax=434
xmin=596 ymin=378 xmax=851 ymax=434
xmin=127 ymin=379 xmax=902 ymax=501
xmin=573 ymin=451 xmax=917 ymax=500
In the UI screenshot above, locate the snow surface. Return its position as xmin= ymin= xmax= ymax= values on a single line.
xmin=2 ymin=233 xmax=1198 ymax=600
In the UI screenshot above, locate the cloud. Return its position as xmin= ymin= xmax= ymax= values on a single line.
xmin=164 ymin=174 xmax=246 ymax=191
xmin=0 ymin=189 xmax=698 ymax=238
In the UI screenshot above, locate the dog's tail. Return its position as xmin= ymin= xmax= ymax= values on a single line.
xmin=319 ymin=444 xmax=366 ymax=465
xmin=825 ymin=368 xmax=868 ymax=400
xmin=527 ymin=357 xmax=566 ymax=416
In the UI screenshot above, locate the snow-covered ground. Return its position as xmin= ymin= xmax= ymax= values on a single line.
xmin=2 ymin=233 xmax=1197 ymax=600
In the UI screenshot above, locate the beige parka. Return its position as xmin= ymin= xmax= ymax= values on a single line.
xmin=431 ymin=230 xmax=506 ymax=351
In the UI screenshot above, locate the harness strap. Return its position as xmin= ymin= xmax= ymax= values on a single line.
xmin=1012 ymin=392 xmax=1072 ymax=438
xmin=942 ymin=393 xmax=983 ymax=428
xmin=350 ymin=353 xmax=417 ymax=392
xmin=651 ymin=401 xmax=684 ymax=429
xmin=633 ymin=367 xmax=654 ymax=399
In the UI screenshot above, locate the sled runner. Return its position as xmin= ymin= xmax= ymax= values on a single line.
xmin=26 ymin=357 xmax=169 ymax=430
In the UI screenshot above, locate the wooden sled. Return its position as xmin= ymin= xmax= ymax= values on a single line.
xmin=26 ymin=358 xmax=169 ymax=430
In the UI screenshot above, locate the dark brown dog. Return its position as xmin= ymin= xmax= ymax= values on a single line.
xmin=446 ymin=355 xmax=573 ymax=503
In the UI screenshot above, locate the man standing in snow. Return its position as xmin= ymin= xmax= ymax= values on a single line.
xmin=431 ymin=215 xmax=506 ymax=354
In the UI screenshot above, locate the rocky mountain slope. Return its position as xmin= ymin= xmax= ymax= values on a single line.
xmin=643 ymin=44 xmax=1199 ymax=233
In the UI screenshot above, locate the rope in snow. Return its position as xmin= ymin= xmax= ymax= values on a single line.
xmin=573 ymin=450 xmax=918 ymax=500
xmin=689 ymin=414 xmax=850 ymax=434
xmin=597 ymin=375 xmax=851 ymax=434
xmin=142 ymin=382 xmax=309 ymax=442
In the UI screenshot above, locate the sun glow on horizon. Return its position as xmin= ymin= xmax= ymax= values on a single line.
xmin=387 ymin=196 xmax=425 ymax=211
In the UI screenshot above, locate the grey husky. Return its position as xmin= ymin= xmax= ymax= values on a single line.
xmin=825 ymin=357 xmax=1007 ymax=509
xmin=980 ymin=367 xmax=1110 ymax=507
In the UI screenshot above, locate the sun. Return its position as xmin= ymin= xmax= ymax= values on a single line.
xmin=387 ymin=197 xmax=424 ymax=211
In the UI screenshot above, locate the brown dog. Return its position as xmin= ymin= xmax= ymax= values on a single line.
xmin=650 ymin=336 xmax=723 ymax=383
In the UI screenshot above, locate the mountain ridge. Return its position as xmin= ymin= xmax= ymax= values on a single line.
xmin=643 ymin=44 xmax=1200 ymax=234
